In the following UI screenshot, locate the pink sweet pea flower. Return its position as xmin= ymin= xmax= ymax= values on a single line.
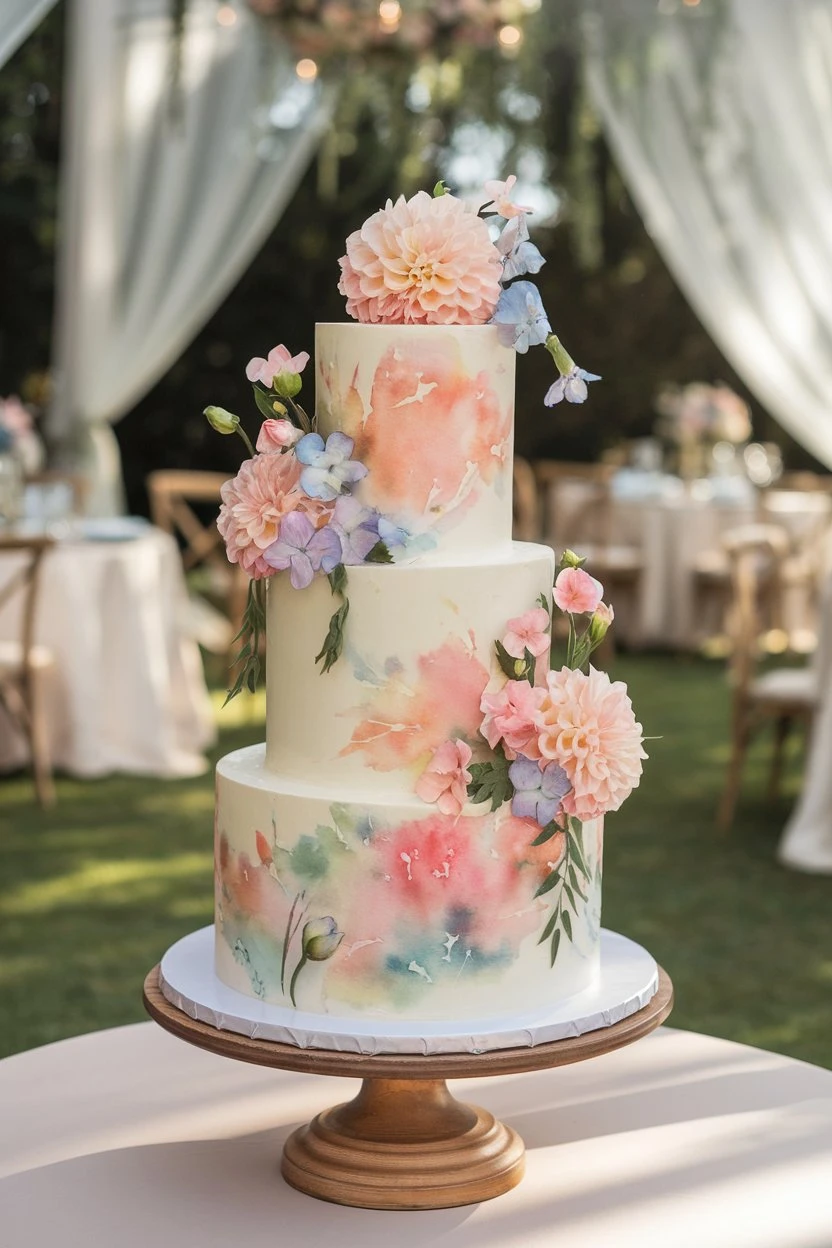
xmin=502 ymin=607 xmax=550 ymax=659
xmin=553 ymin=567 xmax=603 ymax=615
xmin=256 ymin=418 xmax=301 ymax=453
xmin=415 ymin=739 xmax=473 ymax=817
xmin=481 ymin=174 xmax=533 ymax=219
xmin=480 ymin=680 xmax=543 ymax=761
xmin=245 ymin=345 xmax=310 ymax=387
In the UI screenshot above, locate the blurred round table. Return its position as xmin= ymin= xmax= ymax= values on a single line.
xmin=0 ymin=518 xmax=215 ymax=778
xmin=1 ymin=1020 xmax=831 ymax=1246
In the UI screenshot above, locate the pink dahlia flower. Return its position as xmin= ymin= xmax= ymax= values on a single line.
xmin=217 ymin=453 xmax=326 ymax=578
xmin=553 ymin=566 xmax=604 ymax=615
xmin=480 ymin=680 xmax=543 ymax=761
xmin=534 ymin=666 xmax=646 ymax=821
xmin=338 ymin=190 xmax=502 ymax=325
xmin=502 ymin=607 xmax=550 ymax=659
xmin=415 ymin=738 xmax=473 ymax=817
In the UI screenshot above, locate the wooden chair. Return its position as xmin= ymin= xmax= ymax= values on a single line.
xmin=512 ymin=456 xmax=541 ymax=541
xmin=717 ymin=524 xmax=818 ymax=830
xmin=532 ymin=461 xmax=643 ymax=648
xmin=0 ymin=535 xmax=56 ymax=806
xmin=147 ymin=470 xmax=247 ymax=661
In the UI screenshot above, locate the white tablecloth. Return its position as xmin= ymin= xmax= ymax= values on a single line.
xmin=0 ymin=523 xmax=216 ymax=778
xmin=778 ymin=575 xmax=832 ymax=873
xmin=1 ymin=1020 xmax=831 ymax=1247
xmin=546 ymin=476 xmax=828 ymax=649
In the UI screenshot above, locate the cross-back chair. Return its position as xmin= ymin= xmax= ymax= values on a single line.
xmin=0 ymin=535 xmax=55 ymax=806
xmin=717 ymin=524 xmax=818 ymax=830
xmin=147 ymin=470 xmax=246 ymax=661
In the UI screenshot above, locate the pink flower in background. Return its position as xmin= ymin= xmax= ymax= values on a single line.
xmin=415 ymin=738 xmax=473 ymax=817
xmin=502 ymin=607 xmax=550 ymax=659
xmin=245 ymin=344 xmax=310 ymax=387
xmin=534 ymin=666 xmax=647 ymax=821
xmin=256 ymin=419 xmax=300 ymax=453
xmin=338 ymin=190 xmax=502 ymax=325
xmin=553 ymin=567 xmax=603 ymax=615
xmin=481 ymin=174 xmax=533 ymax=219
xmin=217 ymin=452 xmax=325 ymax=578
xmin=480 ymin=680 xmax=543 ymax=760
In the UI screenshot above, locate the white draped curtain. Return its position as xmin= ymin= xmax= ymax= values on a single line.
xmin=0 ymin=0 xmax=57 ymax=69
xmin=49 ymin=0 xmax=330 ymax=513
xmin=585 ymin=0 xmax=832 ymax=468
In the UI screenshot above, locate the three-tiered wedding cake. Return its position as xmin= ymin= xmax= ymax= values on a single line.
xmin=209 ymin=182 xmax=644 ymax=1032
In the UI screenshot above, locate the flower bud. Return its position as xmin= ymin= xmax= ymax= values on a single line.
xmin=302 ymin=916 xmax=344 ymax=962
xmin=559 ymin=549 xmax=587 ymax=570
xmin=589 ymin=602 xmax=615 ymax=646
xmin=271 ymin=400 xmax=288 ymax=416
xmin=272 ymin=371 xmax=303 ymax=400
xmin=204 ymin=405 xmax=240 ymax=434
xmin=256 ymin=418 xmax=300 ymax=454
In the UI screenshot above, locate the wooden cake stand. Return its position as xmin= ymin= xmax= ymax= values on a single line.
xmin=143 ymin=964 xmax=673 ymax=1211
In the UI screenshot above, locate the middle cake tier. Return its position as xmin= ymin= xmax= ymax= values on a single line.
xmin=266 ymin=540 xmax=556 ymax=789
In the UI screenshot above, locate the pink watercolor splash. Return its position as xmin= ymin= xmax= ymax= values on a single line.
xmin=342 ymin=637 xmax=490 ymax=772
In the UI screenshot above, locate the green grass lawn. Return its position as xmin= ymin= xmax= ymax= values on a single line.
xmin=1 ymin=655 xmax=830 ymax=1066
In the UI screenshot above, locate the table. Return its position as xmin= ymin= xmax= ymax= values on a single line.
xmin=778 ymin=574 xmax=832 ymax=873
xmin=2 ymin=1020 xmax=831 ymax=1246
xmin=545 ymin=475 xmax=829 ymax=650
xmin=0 ymin=521 xmax=215 ymax=778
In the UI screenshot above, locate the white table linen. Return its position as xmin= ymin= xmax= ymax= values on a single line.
xmin=0 ymin=521 xmax=215 ymax=778
xmin=778 ymin=575 xmax=832 ymax=873
xmin=545 ymin=475 xmax=827 ymax=649
xmin=1 ymin=1020 xmax=831 ymax=1247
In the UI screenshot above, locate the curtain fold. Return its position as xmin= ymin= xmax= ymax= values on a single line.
xmin=49 ymin=0 xmax=330 ymax=513
xmin=585 ymin=0 xmax=832 ymax=468
xmin=0 ymin=0 xmax=57 ymax=69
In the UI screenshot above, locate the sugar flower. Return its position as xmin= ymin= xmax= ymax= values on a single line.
xmin=544 ymin=366 xmax=602 ymax=406
xmin=481 ymin=174 xmax=533 ymax=219
xmin=480 ymin=680 xmax=543 ymax=761
xmin=502 ymin=607 xmax=550 ymax=659
xmin=508 ymin=755 xmax=571 ymax=827
xmin=535 ymin=666 xmax=647 ymax=821
xmin=264 ymin=510 xmax=342 ymax=589
xmin=296 ymin=431 xmax=368 ymax=501
xmin=330 ymin=494 xmax=380 ymax=565
xmin=217 ymin=452 xmax=322 ymax=579
xmin=256 ymin=418 xmax=301 ymax=453
xmin=377 ymin=515 xmax=410 ymax=552
xmin=554 ymin=567 xmax=604 ymax=615
xmin=338 ymin=190 xmax=503 ymax=325
xmin=496 ymin=216 xmax=545 ymax=283
xmin=492 ymin=281 xmax=552 ymax=354
xmin=415 ymin=738 xmax=473 ymax=817
xmin=246 ymin=344 xmax=310 ymax=391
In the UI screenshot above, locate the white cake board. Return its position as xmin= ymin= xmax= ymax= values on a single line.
xmin=159 ymin=926 xmax=658 ymax=1056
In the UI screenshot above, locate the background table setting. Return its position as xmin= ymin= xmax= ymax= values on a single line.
xmin=0 ymin=485 xmax=215 ymax=780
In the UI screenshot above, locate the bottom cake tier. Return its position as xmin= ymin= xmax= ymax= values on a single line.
xmin=216 ymin=746 xmax=603 ymax=1023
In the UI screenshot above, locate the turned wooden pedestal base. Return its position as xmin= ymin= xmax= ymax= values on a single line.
xmin=282 ymin=1077 xmax=524 ymax=1209
xmin=143 ymin=964 xmax=673 ymax=1211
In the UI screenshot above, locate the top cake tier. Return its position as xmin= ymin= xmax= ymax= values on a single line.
xmin=315 ymin=323 xmax=516 ymax=564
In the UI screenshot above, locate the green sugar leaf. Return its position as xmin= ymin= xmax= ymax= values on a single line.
xmin=316 ymin=598 xmax=350 ymax=673
xmin=531 ymin=820 xmax=560 ymax=847
xmin=562 ymin=910 xmax=573 ymax=942
xmin=365 ymin=540 xmax=394 ymax=564
xmin=252 ymin=384 xmax=279 ymax=422
xmin=537 ymin=909 xmax=558 ymax=945
xmin=466 ymin=747 xmax=513 ymax=811
xmin=550 ymin=927 xmax=561 ymax=967
xmin=534 ymin=870 xmax=561 ymax=899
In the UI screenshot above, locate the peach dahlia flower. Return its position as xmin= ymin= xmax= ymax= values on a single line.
xmin=338 ymin=190 xmax=503 ymax=325
xmin=534 ymin=665 xmax=646 ymax=821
